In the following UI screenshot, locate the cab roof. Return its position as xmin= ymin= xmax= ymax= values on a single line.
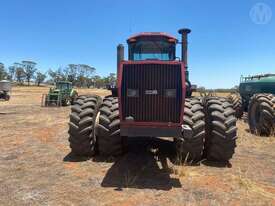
xmin=127 ymin=32 xmax=178 ymax=43
xmin=56 ymin=81 xmax=72 ymax=84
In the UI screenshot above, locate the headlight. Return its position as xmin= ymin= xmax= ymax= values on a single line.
xmin=165 ymin=89 xmax=176 ymax=98
xmin=127 ymin=89 xmax=139 ymax=97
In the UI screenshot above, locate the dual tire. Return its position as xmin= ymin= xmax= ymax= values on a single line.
xmin=248 ymin=94 xmax=275 ymax=136
xmin=68 ymin=95 xmax=123 ymax=157
xmin=176 ymin=97 xmax=237 ymax=163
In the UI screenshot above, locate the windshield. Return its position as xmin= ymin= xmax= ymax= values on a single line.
xmin=129 ymin=40 xmax=175 ymax=61
xmin=56 ymin=83 xmax=71 ymax=90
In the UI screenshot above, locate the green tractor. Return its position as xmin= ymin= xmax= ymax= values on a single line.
xmin=228 ymin=74 xmax=275 ymax=136
xmin=43 ymin=81 xmax=78 ymax=106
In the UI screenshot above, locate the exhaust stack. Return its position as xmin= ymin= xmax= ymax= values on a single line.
xmin=178 ymin=28 xmax=191 ymax=68
xmin=117 ymin=44 xmax=124 ymax=78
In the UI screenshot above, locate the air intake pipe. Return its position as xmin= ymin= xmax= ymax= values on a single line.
xmin=178 ymin=28 xmax=193 ymax=97
xmin=117 ymin=44 xmax=124 ymax=78
xmin=178 ymin=28 xmax=191 ymax=69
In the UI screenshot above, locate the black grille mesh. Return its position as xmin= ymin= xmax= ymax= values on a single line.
xmin=121 ymin=63 xmax=182 ymax=123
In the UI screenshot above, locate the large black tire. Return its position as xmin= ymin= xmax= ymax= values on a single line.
xmin=62 ymin=98 xmax=70 ymax=106
xmin=204 ymin=97 xmax=237 ymax=162
xmin=70 ymin=94 xmax=78 ymax=105
xmin=96 ymin=97 xmax=123 ymax=156
xmin=248 ymin=94 xmax=275 ymax=136
xmin=175 ymin=98 xmax=205 ymax=163
xmin=68 ymin=95 xmax=102 ymax=156
xmin=227 ymin=93 xmax=243 ymax=119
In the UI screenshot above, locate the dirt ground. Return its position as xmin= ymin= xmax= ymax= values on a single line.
xmin=0 ymin=86 xmax=274 ymax=206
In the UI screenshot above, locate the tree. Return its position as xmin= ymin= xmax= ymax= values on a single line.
xmin=72 ymin=64 xmax=96 ymax=87
xmin=47 ymin=64 xmax=96 ymax=87
xmin=85 ymin=77 xmax=94 ymax=88
xmin=66 ymin=64 xmax=78 ymax=85
xmin=15 ymin=67 xmax=26 ymax=84
xmin=76 ymin=64 xmax=86 ymax=87
xmin=22 ymin=61 xmax=37 ymax=86
xmin=56 ymin=67 xmax=66 ymax=81
xmin=106 ymin=73 xmax=116 ymax=86
xmin=197 ymin=86 xmax=206 ymax=92
xmin=93 ymin=75 xmax=103 ymax=88
xmin=48 ymin=67 xmax=67 ymax=83
xmin=35 ymin=72 xmax=47 ymax=86
xmin=0 ymin=63 xmax=7 ymax=80
xmin=8 ymin=66 xmax=16 ymax=81
xmin=82 ymin=64 xmax=96 ymax=88
xmin=48 ymin=69 xmax=57 ymax=83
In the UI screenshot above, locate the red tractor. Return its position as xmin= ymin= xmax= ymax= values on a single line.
xmin=68 ymin=28 xmax=237 ymax=163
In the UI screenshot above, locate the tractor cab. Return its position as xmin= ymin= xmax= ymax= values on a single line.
xmin=127 ymin=33 xmax=177 ymax=61
xmin=55 ymin=81 xmax=73 ymax=91
xmin=116 ymin=31 xmax=191 ymax=137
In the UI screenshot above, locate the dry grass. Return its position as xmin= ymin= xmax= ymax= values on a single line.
xmin=0 ymin=86 xmax=275 ymax=206
xmin=193 ymin=91 xmax=230 ymax=98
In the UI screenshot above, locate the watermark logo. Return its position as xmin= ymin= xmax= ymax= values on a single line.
xmin=250 ymin=3 xmax=272 ymax=24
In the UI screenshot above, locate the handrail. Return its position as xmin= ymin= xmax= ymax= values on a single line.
xmin=240 ymin=73 xmax=275 ymax=82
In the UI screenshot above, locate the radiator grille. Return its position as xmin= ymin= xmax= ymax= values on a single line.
xmin=121 ymin=63 xmax=182 ymax=123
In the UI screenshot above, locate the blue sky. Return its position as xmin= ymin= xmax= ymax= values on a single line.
xmin=0 ymin=0 xmax=274 ymax=88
